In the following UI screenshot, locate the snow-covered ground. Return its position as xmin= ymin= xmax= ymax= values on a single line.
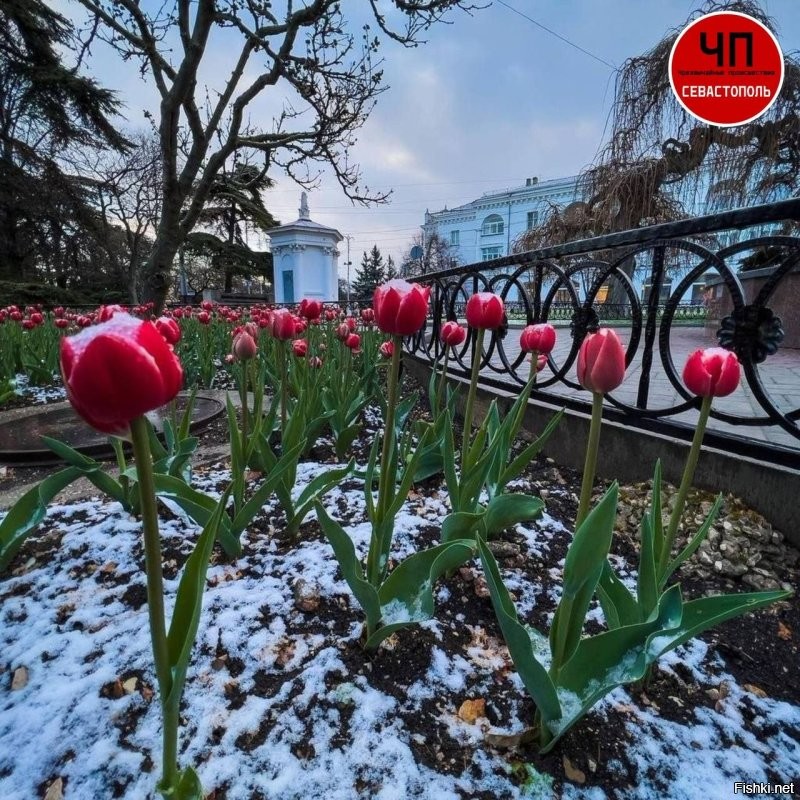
xmin=1 ymin=459 xmax=798 ymax=799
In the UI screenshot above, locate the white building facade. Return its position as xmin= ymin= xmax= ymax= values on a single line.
xmin=268 ymin=193 xmax=342 ymax=304
xmin=422 ymin=175 xmax=581 ymax=268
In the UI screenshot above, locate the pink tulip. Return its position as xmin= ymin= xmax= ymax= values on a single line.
xmin=577 ymin=329 xmax=626 ymax=394
xmin=683 ymin=348 xmax=740 ymax=397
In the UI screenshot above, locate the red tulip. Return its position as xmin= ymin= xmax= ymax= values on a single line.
xmin=683 ymin=348 xmax=740 ymax=397
xmin=270 ymin=308 xmax=296 ymax=340
xmin=54 ymin=318 xmax=69 ymax=330
xmin=60 ymin=313 xmax=183 ymax=436
xmin=335 ymin=322 xmax=350 ymax=341
xmin=361 ymin=308 xmax=375 ymax=323
xmin=345 ymin=333 xmax=361 ymax=351
xmin=29 ymin=312 xmax=44 ymax=326
xmin=440 ymin=321 xmax=466 ymax=347
xmin=520 ymin=323 xmax=556 ymax=354
xmin=465 ymin=292 xmax=504 ymax=330
xmin=10 ymin=311 xmax=22 ymax=322
xmin=232 ymin=331 xmax=257 ymax=361
xmin=76 ymin=315 xmax=92 ymax=328
xmin=201 ymin=300 xmax=213 ymax=311
xmin=292 ymin=338 xmax=308 ymax=358
xmin=345 ymin=316 xmax=357 ymax=332
xmin=373 ymin=279 xmax=431 ymax=336
xmin=98 ymin=304 xmax=124 ymax=323
xmin=156 ymin=316 xmax=181 ymax=345
xmin=197 ymin=311 xmax=211 ymax=325
xmin=324 ymin=309 xmax=337 ymax=322
xmin=379 ymin=340 xmax=394 ymax=359
xmin=577 ymin=329 xmax=626 ymax=394
xmin=299 ymin=298 xmax=323 ymax=320
xmin=21 ymin=319 xmax=35 ymax=330
xmin=53 ymin=306 xmax=65 ymax=318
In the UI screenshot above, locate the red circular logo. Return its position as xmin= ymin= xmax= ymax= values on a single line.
xmin=669 ymin=10 xmax=784 ymax=127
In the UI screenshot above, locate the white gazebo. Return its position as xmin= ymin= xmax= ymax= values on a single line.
xmin=268 ymin=193 xmax=342 ymax=304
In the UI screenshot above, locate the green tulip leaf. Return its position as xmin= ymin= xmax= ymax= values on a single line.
xmin=158 ymin=765 xmax=204 ymax=800
xmin=315 ymin=501 xmax=381 ymax=633
xmin=549 ymin=483 xmax=618 ymax=676
xmin=477 ymin=537 xmax=562 ymax=724
xmin=0 ymin=467 xmax=83 ymax=573
xmin=441 ymin=510 xmax=483 ymax=543
xmin=646 ymin=588 xmax=792 ymax=660
xmin=547 ymin=584 xmax=684 ymax=752
xmin=483 ymin=494 xmax=544 ymax=537
xmin=661 ymin=494 xmax=724 ymax=588
xmin=152 ymin=474 xmax=240 ymax=558
xmin=286 ymin=460 xmax=355 ymax=536
xmin=596 ymin=560 xmax=640 ymax=630
xmin=637 ymin=514 xmax=659 ymax=620
xmin=164 ymin=486 xmax=231 ymax=710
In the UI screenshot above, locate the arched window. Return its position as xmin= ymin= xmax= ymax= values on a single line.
xmin=481 ymin=214 xmax=504 ymax=236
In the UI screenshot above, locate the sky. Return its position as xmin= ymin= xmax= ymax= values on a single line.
xmin=65 ymin=0 xmax=800 ymax=279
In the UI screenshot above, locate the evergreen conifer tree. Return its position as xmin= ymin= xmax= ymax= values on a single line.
xmin=352 ymin=244 xmax=385 ymax=301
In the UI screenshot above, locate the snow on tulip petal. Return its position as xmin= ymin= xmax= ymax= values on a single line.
xmin=59 ymin=313 xmax=183 ymax=435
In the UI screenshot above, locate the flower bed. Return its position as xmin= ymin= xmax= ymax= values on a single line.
xmin=2 ymin=423 xmax=798 ymax=799
xmin=1 ymin=289 xmax=797 ymax=799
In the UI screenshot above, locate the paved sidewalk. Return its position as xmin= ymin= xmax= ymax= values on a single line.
xmin=433 ymin=325 xmax=800 ymax=451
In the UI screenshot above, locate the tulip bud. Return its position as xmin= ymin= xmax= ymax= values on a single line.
xmin=465 ymin=292 xmax=504 ymax=330
xmin=440 ymin=321 xmax=467 ymax=347
xmin=30 ymin=312 xmax=44 ymax=326
xmin=683 ymin=348 xmax=740 ymax=397
xmin=155 ymin=316 xmax=181 ymax=345
xmin=201 ymin=300 xmax=213 ymax=311
xmin=336 ymin=323 xmax=350 ymax=341
xmin=232 ymin=332 xmax=257 ymax=361
xmin=361 ymin=308 xmax=375 ymax=323
xmin=520 ymin=323 xmax=556 ymax=355
xmin=54 ymin=318 xmax=69 ymax=330
xmin=577 ymin=329 xmax=626 ymax=394
xmin=373 ymin=279 xmax=431 ymax=336
xmin=379 ymin=340 xmax=394 ymax=358
xmin=270 ymin=308 xmax=296 ymax=340
xmin=292 ymin=338 xmax=308 ymax=358
xmin=309 ymin=356 xmax=323 ymax=368
xmin=299 ymin=298 xmax=323 ymax=320
xmin=197 ymin=311 xmax=211 ymax=325
xmin=345 ymin=333 xmax=361 ymax=351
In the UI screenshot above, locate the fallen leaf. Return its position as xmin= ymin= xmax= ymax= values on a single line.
xmin=473 ymin=576 xmax=490 ymax=598
xmin=563 ymin=755 xmax=586 ymax=784
xmin=457 ymin=698 xmax=486 ymax=724
xmin=11 ymin=666 xmax=28 ymax=691
xmin=484 ymin=727 xmax=537 ymax=749
xmin=43 ymin=777 xmax=63 ymax=800
xmin=100 ymin=561 xmax=117 ymax=574
xmin=122 ymin=677 xmax=138 ymax=694
xmin=743 ymin=683 xmax=768 ymax=699
xmin=275 ymin=639 xmax=296 ymax=668
xmin=777 ymin=621 xmax=792 ymax=641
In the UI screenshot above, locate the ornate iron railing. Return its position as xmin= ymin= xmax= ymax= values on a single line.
xmin=406 ymin=197 xmax=800 ymax=467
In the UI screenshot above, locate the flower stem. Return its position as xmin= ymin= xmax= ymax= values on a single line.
xmin=367 ymin=334 xmax=401 ymax=586
xmin=278 ymin=341 xmax=288 ymax=436
xmin=461 ymin=327 xmax=485 ymax=466
xmin=434 ymin=345 xmax=450 ymax=417
xmin=576 ymin=391 xmax=605 ymax=529
xmin=129 ymin=415 xmax=176 ymax=791
xmin=238 ymin=363 xmax=249 ymax=453
xmin=658 ymin=394 xmax=712 ymax=577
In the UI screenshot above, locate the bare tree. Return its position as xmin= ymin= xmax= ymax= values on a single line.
xmin=402 ymin=230 xmax=458 ymax=277
xmin=514 ymin=0 xmax=800 ymax=304
xmin=73 ymin=131 xmax=162 ymax=303
xmin=74 ymin=1 xmax=482 ymax=310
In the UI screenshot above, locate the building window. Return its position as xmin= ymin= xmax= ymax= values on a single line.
xmin=450 ymin=229 xmax=460 ymax=246
xmin=481 ymin=214 xmax=504 ymax=236
xmin=481 ymin=246 xmax=503 ymax=261
xmin=526 ymin=210 xmax=539 ymax=230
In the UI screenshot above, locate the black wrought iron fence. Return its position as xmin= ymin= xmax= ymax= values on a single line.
xmin=406 ymin=197 xmax=800 ymax=467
